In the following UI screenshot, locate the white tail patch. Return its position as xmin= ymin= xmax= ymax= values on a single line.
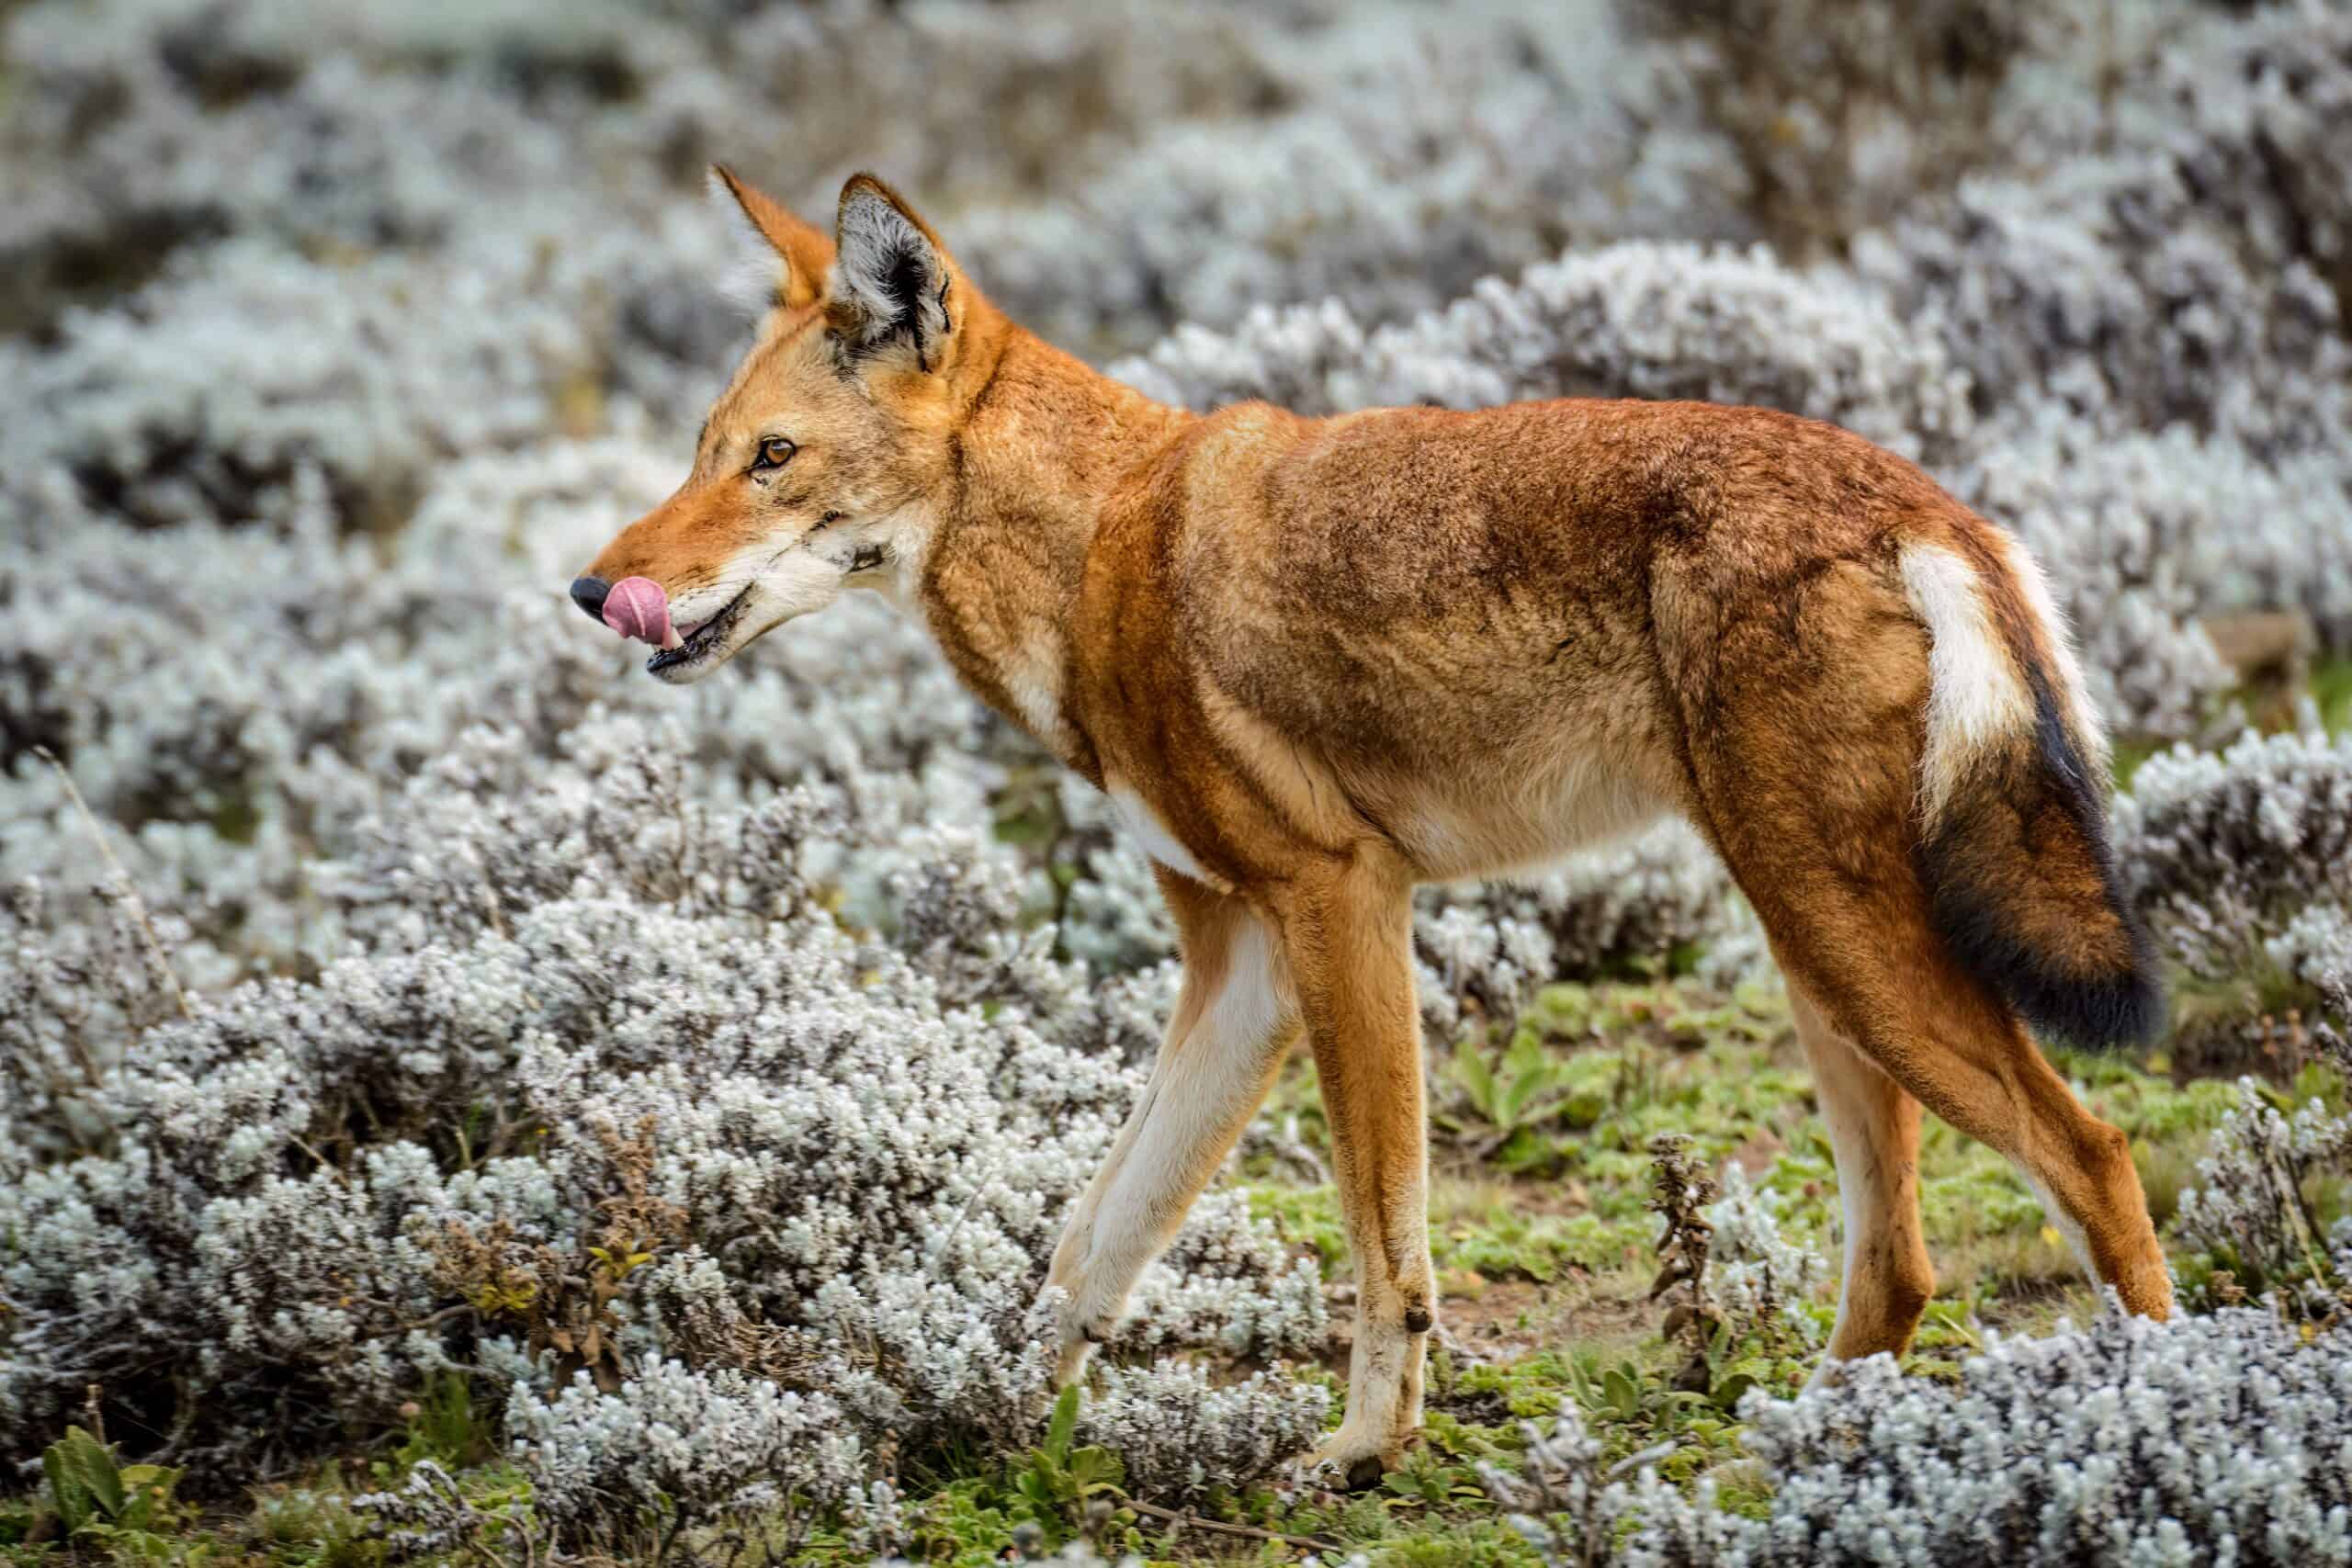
xmin=1981 ymin=526 xmax=2109 ymax=773
xmin=1899 ymin=542 xmax=2033 ymax=829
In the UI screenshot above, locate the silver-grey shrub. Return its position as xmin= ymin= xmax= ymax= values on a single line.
xmin=504 ymin=1359 xmax=865 ymax=1545
xmin=1494 ymin=1309 xmax=2352 ymax=1567
xmin=2173 ymin=1019 xmax=2352 ymax=1306
xmin=1652 ymin=1308 xmax=2352 ymax=1566
xmin=0 ymin=745 xmax=1327 ymax=1526
xmin=1115 ymin=242 xmax=1973 ymax=463
xmin=2114 ymin=728 xmax=2352 ymax=987
xmin=1075 ymin=1361 xmax=1329 ymax=1503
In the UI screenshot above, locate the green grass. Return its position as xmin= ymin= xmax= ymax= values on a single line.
xmin=2309 ymin=655 xmax=2352 ymax=736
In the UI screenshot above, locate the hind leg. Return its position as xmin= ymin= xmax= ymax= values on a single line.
xmin=1787 ymin=980 xmax=1934 ymax=1383
xmin=1763 ymin=891 xmax=2171 ymax=1325
xmin=1921 ymin=1010 xmax=2170 ymax=1320
xmin=1665 ymin=554 xmax=2169 ymax=1324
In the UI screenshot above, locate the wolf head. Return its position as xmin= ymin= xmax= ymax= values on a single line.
xmin=571 ymin=168 xmax=992 ymax=682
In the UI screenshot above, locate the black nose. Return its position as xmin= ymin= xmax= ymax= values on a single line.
xmin=570 ymin=576 xmax=610 ymax=623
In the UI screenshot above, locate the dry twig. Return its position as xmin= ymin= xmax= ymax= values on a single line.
xmin=33 ymin=745 xmax=192 ymax=1023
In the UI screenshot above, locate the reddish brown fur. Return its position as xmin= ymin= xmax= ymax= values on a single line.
xmin=577 ymin=173 xmax=2171 ymax=1482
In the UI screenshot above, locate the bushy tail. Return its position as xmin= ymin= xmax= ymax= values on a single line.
xmin=1899 ymin=534 xmax=2162 ymax=1049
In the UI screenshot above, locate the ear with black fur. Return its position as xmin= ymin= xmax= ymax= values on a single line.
xmin=708 ymin=164 xmax=835 ymax=313
xmin=829 ymin=174 xmax=956 ymax=373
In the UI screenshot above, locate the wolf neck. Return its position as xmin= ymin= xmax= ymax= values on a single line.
xmin=914 ymin=323 xmax=1192 ymax=776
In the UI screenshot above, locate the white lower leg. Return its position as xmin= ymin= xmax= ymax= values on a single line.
xmin=1046 ymin=915 xmax=1293 ymax=1382
xmin=1804 ymin=1173 xmax=1870 ymax=1393
xmin=1311 ymin=1189 xmax=1433 ymax=1474
xmin=1788 ymin=984 xmax=1929 ymax=1387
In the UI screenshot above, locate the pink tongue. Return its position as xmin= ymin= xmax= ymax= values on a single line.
xmin=602 ymin=577 xmax=676 ymax=649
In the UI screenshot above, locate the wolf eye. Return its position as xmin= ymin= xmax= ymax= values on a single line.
xmin=751 ymin=435 xmax=796 ymax=472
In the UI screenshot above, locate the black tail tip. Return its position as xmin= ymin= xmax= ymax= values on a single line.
xmin=1930 ymin=889 xmax=2167 ymax=1051
xmin=2010 ymin=957 xmax=2167 ymax=1052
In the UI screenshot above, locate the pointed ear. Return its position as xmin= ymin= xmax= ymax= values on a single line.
xmin=828 ymin=173 xmax=958 ymax=374
xmin=708 ymin=164 xmax=835 ymax=312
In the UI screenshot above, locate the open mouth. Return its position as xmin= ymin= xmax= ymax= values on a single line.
xmin=646 ymin=584 xmax=751 ymax=676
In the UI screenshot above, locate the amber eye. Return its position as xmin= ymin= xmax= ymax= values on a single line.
xmin=751 ymin=435 xmax=796 ymax=472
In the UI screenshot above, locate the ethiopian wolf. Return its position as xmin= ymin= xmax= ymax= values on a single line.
xmin=571 ymin=168 xmax=2170 ymax=1487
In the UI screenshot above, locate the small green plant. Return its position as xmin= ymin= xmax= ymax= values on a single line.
xmin=1557 ymin=1352 xmax=1747 ymax=1485
xmin=1376 ymin=1448 xmax=1491 ymax=1514
xmin=390 ymin=1371 xmax=493 ymax=1472
xmin=1008 ymin=1388 xmax=1125 ymax=1544
xmin=40 ymin=1426 xmax=203 ymax=1562
xmin=245 ymin=1471 xmax=385 ymax=1567
xmin=1442 ymin=1030 xmax=1600 ymax=1154
xmin=1572 ymin=1355 xmax=1672 ymax=1429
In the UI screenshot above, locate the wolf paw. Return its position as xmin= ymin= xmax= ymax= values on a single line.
xmin=1047 ymin=1305 xmax=1117 ymax=1390
xmin=1290 ymin=1428 xmax=1396 ymax=1494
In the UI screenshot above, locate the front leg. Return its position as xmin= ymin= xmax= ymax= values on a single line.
xmin=1046 ymin=870 xmax=1296 ymax=1386
xmin=1273 ymin=850 xmax=1432 ymax=1490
